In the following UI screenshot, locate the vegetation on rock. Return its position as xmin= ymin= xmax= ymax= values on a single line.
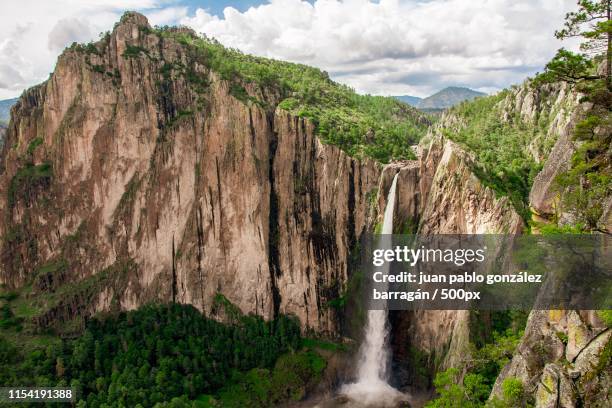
xmin=427 ymin=311 xmax=530 ymax=407
xmin=157 ymin=29 xmax=428 ymax=163
xmin=441 ymin=91 xmax=551 ymax=222
xmin=533 ymin=0 xmax=611 ymax=231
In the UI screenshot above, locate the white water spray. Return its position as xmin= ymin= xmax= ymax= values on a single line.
xmin=342 ymin=173 xmax=405 ymax=406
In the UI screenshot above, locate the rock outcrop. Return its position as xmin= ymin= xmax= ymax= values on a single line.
xmin=519 ymin=82 xmax=588 ymax=224
xmin=0 ymin=11 xmax=608 ymax=406
xmin=0 ymin=13 xmax=382 ymax=334
xmin=491 ymin=310 xmax=610 ymax=407
xmin=488 ymin=83 xmax=611 ymax=406
xmin=381 ymin=81 xmax=607 ymax=398
xmin=377 ymin=125 xmax=524 ymax=383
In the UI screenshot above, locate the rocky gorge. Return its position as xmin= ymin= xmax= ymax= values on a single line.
xmin=0 ymin=12 xmax=609 ymax=407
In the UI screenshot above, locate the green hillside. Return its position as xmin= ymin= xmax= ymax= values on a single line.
xmin=154 ymin=25 xmax=429 ymax=163
xmin=440 ymin=90 xmax=549 ymax=221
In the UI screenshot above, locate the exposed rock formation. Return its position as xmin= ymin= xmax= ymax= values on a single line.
xmin=485 ymin=83 xmax=611 ymax=406
xmin=377 ymin=128 xmax=524 ymax=382
xmin=0 ymin=11 xmax=608 ymax=407
xmin=520 ymin=83 xmax=588 ymax=224
xmin=0 ymin=13 xmax=382 ymax=334
xmin=380 ymin=81 xmax=608 ymax=399
xmin=491 ymin=310 xmax=610 ymax=407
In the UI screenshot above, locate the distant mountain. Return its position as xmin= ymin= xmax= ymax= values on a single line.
xmin=417 ymin=87 xmax=485 ymax=109
xmin=393 ymin=95 xmax=422 ymax=107
xmin=393 ymin=87 xmax=485 ymax=110
xmin=0 ymin=97 xmax=18 ymax=124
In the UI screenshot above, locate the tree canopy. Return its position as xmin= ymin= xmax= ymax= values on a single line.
xmin=554 ymin=0 xmax=611 ymax=88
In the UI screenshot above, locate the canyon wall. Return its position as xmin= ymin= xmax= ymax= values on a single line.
xmin=489 ymin=84 xmax=611 ymax=407
xmin=378 ymin=131 xmax=524 ymax=381
xmin=378 ymin=81 xmax=606 ymax=398
xmin=0 ymin=12 xmax=608 ymax=405
xmin=0 ymin=13 xmax=381 ymax=335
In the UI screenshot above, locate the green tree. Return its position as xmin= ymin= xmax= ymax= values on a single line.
xmin=501 ymin=377 xmax=525 ymax=406
xmin=535 ymin=49 xmax=596 ymax=83
xmin=556 ymin=0 xmax=612 ymax=88
xmin=425 ymin=368 xmax=489 ymax=408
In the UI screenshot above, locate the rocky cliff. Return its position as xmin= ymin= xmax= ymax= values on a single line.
xmin=376 ymin=125 xmax=524 ymax=386
xmin=0 ymin=13 xmax=386 ymax=335
xmin=378 ymin=80 xmax=609 ymax=402
xmin=488 ymin=83 xmax=611 ymax=407
xmin=0 ymin=11 xmax=608 ymax=406
xmin=490 ymin=310 xmax=610 ymax=407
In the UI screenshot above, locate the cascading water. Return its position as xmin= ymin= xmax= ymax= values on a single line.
xmin=342 ymin=173 xmax=405 ymax=406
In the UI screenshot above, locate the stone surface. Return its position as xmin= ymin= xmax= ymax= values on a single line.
xmin=0 ymin=14 xmax=382 ymax=334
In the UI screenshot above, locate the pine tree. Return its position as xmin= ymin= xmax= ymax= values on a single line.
xmin=556 ymin=0 xmax=612 ymax=88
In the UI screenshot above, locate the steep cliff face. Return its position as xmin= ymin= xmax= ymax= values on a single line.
xmin=488 ymin=84 xmax=611 ymax=407
xmin=407 ymin=131 xmax=523 ymax=373
xmin=514 ymin=82 xmax=588 ymax=226
xmin=379 ymin=80 xmax=604 ymax=395
xmin=376 ymin=126 xmax=524 ymax=384
xmin=0 ymin=13 xmax=384 ymax=334
xmin=409 ymin=81 xmax=610 ymax=406
xmin=1 ymin=11 xmax=607 ymax=405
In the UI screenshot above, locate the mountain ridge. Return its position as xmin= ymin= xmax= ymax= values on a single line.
xmin=394 ymin=86 xmax=486 ymax=109
xmin=0 ymin=11 xmax=424 ymax=334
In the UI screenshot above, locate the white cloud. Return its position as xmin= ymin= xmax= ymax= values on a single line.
xmin=181 ymin=0 xmax=580 ymax=96
xmin=0 ymin=0 xmax=581 ymax=100
xmin=146 ymin=6 xmax=189 ymax=26
xmin=0 ymin=0 xmax=182 ymax=99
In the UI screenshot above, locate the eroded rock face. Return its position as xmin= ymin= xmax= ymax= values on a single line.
xmin=377 ymin=129 xmax=524 ymax=380
xmin=1 ymin=12 xmax=608 ymax=406
xmin=490 ymin=306 xmax=611 ymax=406
xmin=0 ymin=13 xmax=381 ymax=334
xmin=383 ymin=82 xmax=609 ymax=400
xmin=487 ymin=84 xmax=611 ymax=407
xmin=271 ymin=111 xmax=380 ymax=332
xmin=522 ymin=79 xmax=611 ymax=233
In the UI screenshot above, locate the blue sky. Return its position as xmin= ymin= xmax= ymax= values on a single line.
xmin=0 ymin=1 xmax=579 ymax=99
xmin=179 ymin=1 xmax=269 ymax=16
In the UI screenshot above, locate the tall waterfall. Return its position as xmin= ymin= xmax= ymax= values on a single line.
xmin=342 ymin=173 xmax=405 ymax=406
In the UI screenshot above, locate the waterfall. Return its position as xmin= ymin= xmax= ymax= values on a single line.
xmin=342 ymin=173 xmax=405 ymax=406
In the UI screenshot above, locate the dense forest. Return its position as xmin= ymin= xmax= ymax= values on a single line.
xmin=0 ymin=300 xmax=332 ymax=407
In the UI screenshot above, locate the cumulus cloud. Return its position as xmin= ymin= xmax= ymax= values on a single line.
xmin=0 ymin=65 xmax=26 ymax=90
xmin=0 ymin=0 xmax=181 ymax=99
xmin=181 ymin=0 xmax=579 ymax=96
xmin=146 ymin=6 xmax=189 ymax=26
xmin=0 ymin=0 xmax=581 ymax=100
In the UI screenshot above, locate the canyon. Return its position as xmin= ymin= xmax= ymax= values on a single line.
xmin=0 ymin=12 xmax=609 ymax=407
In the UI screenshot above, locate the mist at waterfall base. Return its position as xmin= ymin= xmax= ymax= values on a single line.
xmin=341 ymin=174 xmax=407 ymax=407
